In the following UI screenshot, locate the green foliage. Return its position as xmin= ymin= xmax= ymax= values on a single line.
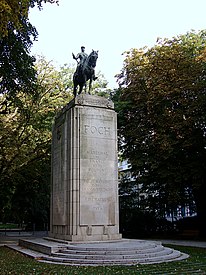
xmin=0 ymin=57 xmax=73 ymax=224
xmin=10 ymin=158 xmax=51 ymax=225
xmin=0 ymin=223 xmax=18 ymax=229
xmin=116 ymin=30 xmax=206 ymax=234
xmin=0 ymin=0 xmax=58 ymax=109
xmin=0 ymin=0 xmax=58 ymax=37
xmin=91 ymin=71 xmax=112 ymax=98
xmin=0 ymin=0 xmax=69 ymax=225
xmin=0 ymin=18 xmax=37 ymax=105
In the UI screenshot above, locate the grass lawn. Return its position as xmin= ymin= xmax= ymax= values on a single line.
xmin=0 ymin=224 xmax=19 ymax=229
xmin=0 ymin=245 xmax=206 ymax=274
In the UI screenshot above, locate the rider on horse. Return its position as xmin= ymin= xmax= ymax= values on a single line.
xmin=72 ymin=47 xmax=99 ymax=97
xmin=72 ymin=46 xmax=98 ymax=80
xmin=72 ymin=46 xmax=88 ymax=75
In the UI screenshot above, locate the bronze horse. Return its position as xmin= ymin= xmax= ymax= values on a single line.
xmin=73 ymin=50 xmax=98 ymax=97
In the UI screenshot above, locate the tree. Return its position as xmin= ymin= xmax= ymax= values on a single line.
xmin=116 ymin=30 xmax=206 ymax=235
xmin=91 ymin=71 xmax=112 ymax=97
xmin=0 ymin=57 xmax=73 ymax=223
xmin=0 ymin=0 xmax=58 ymax=37
xmin=0 ymin=0 xmax=58 ymax=110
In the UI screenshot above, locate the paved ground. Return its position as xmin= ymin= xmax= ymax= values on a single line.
xmin=0 ymin=231 xmax=48 ymax=246
xmin=160 ymin=239 xmax=206 ymax=248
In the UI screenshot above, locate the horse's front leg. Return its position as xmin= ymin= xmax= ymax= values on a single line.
xmin=88 ymin=78 xmax=92 ymax=94
xmin=79 ymin=84 xmax=84 ymax=95
xmin=73 ymin=85 xmax=77 ymax=97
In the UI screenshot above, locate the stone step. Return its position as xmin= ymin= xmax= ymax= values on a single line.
xmin=7 ymin=238 xmax=189 ymax=266
xmin=39 ymin=249 xmax=187 ymax=266
xmin=54 ymin=247 xmax=172 ymax=260
xmin=57 ymin=244 xmax=163 ymax=255
xmin=65 ymin=240 xmax=159 ymax=251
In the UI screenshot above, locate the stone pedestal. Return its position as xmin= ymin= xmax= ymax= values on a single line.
xmin=49 ymin=94 xmax=121 ymax=241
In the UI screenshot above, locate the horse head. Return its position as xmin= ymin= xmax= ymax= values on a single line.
xmin=88 ymin=50 xmax=98 ymax=68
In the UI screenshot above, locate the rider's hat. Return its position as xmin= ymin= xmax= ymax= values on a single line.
xmin=81 ymin=46 xmax=85 ymax=49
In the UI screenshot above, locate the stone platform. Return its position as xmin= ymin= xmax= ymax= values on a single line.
xmin=50 ymin=94 xmax=121 ymax=241
xmin=7 ymin=238 xmax=189 ymax=266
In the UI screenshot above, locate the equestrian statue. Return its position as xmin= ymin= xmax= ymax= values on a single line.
xmin=72 ymin=46 xmax=98 ymax=97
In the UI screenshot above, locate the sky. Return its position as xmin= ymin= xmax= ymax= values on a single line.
xmin=29 ymin=0 xmax=206 ymax=88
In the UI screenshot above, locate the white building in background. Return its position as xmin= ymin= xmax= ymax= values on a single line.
xmin=118 ymin=159 xmax=133 ymax=181
xmin=118 ymin=159 xmax=196 ymax=221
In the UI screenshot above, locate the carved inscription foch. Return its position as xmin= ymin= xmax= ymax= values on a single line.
xmin=79 ymin=110 xmax=117 ymax=226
